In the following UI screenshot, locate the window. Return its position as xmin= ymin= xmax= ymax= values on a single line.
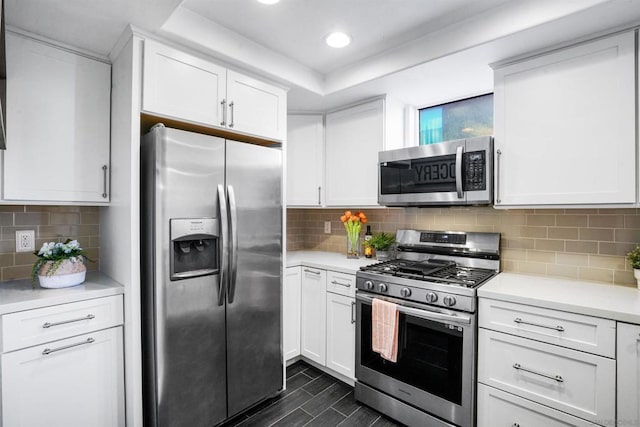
xmin=418 ymin=94 xmax=493 ymax=145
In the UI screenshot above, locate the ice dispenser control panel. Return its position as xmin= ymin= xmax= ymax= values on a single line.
xmin=170 ymin=218 xmax=218 ymax=281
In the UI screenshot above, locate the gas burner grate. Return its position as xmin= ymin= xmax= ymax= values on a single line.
xmin=426 ymin=265 xmax=497 ymax=287
xmin=360 ymin=260 xmax=497 ymax=288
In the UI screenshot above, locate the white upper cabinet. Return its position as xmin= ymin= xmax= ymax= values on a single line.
xmin=3 ymin=32 xmax=111 ymax=203
xmin=142 ymin=39 xmax=226 ymax=128
xmin=493 ymin=30 xmax=636 ymax=207
xmin=325 ymin=99 xmax=384 ymax=206
xmin=287 ymin=115 xmax=324 ymax=206
xmin=142 ymin=39 xmax=286 ymax=141
xmin=226 ymin=70 xmax=286 ymax=141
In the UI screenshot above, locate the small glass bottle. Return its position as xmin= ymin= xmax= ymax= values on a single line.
xmin=364 ymin=225 xmax=373 ymax=259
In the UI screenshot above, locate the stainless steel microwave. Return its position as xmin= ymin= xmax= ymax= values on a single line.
xmin=378 ymin=136 xmax=493 ymax=206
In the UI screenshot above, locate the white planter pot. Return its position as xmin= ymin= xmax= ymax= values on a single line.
xmin=38 ymin=259 xmax=87 ymax=289
xmin=634 ymin=269 xmax=640 ymax=289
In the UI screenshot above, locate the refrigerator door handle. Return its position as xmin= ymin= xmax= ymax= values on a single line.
xmin=217 ymin=184 xmax=229 ymax=306
xmin=227 ymin=185 xmax=239 ymax=304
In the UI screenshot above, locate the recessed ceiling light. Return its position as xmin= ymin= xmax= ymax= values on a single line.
xmin=257 ymin=0 xmax=280 ymax=4
xmin=325 ymin=32 xmax=351 ymax=48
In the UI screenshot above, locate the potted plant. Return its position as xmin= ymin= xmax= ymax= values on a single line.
xmin=31 ymin=239 xmax=92 ymax=288
xmin=627 ymin=246 xmax=640 ymax=288
xmin=366 ymin=232 xmax=396 ymax=260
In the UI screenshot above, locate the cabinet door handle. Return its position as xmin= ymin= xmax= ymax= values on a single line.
xmin=513 ymin=363 xmax=564 ymax=383
xmin=331 ymin=280 xmax=351 ymax=288
xmin=513 ymin=317 xmax=564 ymax=332
xmin=351 ymin=301 xmax=356 ymax=324
xmin=43 ymin=314 xmax=95 ymax=329
xmin=102 ymin=165 xmax=108 ymax=198
xmin=318 ymin=186 xmax=321 ymax=205
xmin=512 ymin=424 xmax=520 ymax=427
xmin=229 ymin=101 xmax=235 ymax=127
xmin=304 ymin=269 xmax=321 ymax=275
xmin=220 ymin=99 xmax=227 ymax=126
xmin=495 ymin=149 xmax=502 ymax=204
xmin=42 ymin=337 xmax=95 ymax=355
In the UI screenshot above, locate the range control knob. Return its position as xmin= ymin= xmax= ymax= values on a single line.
xmin=378 ymin=283 xmax=388 ymax=293
xmin=443 ymin=295 xmax=457 ymax=307
xmin=425 ymin=292 xmax=438 ymax=303
xmin=400 ymin=287 xmax=412 ymax=298
xmin=364 ymin=280 xmax=374 ymax=290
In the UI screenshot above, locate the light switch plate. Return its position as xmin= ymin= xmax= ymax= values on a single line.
xmin=324 ymin=221 xmax=331 ymax=234
xmin=16 ymin=230 xmax=35 ymax=252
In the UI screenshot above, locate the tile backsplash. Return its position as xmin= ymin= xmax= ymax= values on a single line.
xmin=0 ymin=205 xmax=99 ymax=282
xmin=287 ymin=207 xmax=640 ymax=287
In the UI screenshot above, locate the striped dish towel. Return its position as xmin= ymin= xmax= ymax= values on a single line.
xmin=371 ymin=298 xmax=399 ymax=362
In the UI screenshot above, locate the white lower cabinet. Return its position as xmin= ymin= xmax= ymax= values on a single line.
xmin=283 ymin=266 xmax=301 ymax=361
xmin=478 ymin=296 xmax=616 ymax=427
xmin=326 ymin=292 xmax=355 ymax=379
xmin=295 ymin=264 xmax=356 ymax=381
xmin=617 ymin=322 xmax=640 ymax=425
xmin=478 ymin=329 xmax=615 ymax=424
xmin=2 ymin=327 xmax=124 ymax=427
xmin=0 ymin=295 xmax=125 ymax=427
xmin=300 ymin=267 xmax=327 ymax=365
xmin=477 ymin=384 xmax=599 ymax=427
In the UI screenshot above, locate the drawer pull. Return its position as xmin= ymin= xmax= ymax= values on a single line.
xmin=513 ymin=363 xmax=564 ymax=383
xmin=331 ymin=280 xmax=351 ymax=288
xmin=42 ymin=337 xmax=95 ymax=355
xmin=513 ymin=317 xmax=564 ymax=332
xmin=42 ymin=314 xmax=95 ymax=329
xmin=304 ymin=269 xmax=321 ymax=275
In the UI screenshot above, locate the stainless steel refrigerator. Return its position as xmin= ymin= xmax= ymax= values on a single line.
xmin=140 ymin=124 xmax=283 ymax=427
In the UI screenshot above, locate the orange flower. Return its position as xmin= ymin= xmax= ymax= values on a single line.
xmin=340 ymin=215 xmax=347 ymax=223
xmin=344 ymin=210 xmax=352 ymax=218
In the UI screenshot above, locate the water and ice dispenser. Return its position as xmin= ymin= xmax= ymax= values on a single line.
xmin=170 ymin=218 xmax=218 ymax=280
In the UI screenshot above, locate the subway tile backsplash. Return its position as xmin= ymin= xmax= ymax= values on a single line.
xmin=0 ymin=205 xmax=99 ymax=282
xmin=287 ymin=207 xmax=640 ymax=287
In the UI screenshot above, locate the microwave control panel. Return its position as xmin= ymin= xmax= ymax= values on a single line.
xmin=463 ymin=151 xmax=486 ymax=191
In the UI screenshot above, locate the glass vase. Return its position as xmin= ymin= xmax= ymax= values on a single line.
xmin=346 ymin=234 xmax=361 ymax=259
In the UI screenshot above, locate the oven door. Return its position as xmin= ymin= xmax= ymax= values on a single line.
xmin=378 ymin=136 xmax=492 ymax=207
xmin=355 ymin=291 xmax=476 ymax=427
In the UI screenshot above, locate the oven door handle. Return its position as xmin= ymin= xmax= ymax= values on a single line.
xmin=356 ymin=293 xmax=471 ymax=325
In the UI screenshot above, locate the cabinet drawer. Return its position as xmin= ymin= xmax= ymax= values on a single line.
xmin=2 ymin=326 xmax=124 ymax=427
xmin=479 ymin=298 xmax=615 ymax=357
xmin=478 ymin=329 xmax=615 ymax=423
xmin=1 ymin=295 xmax=124 ymax=352
xmin=477 ymin=383 xmax=599 ymax=427
xmin=326 ymin=271 xmax=355 ymax=298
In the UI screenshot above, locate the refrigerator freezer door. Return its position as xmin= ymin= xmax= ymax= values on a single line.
xmin=141 ymin=126 xmax=228 ymax=427
xmin=225 ymin=140 xmax=283 ymax=417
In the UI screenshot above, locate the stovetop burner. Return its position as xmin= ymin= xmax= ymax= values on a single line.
xmin=359 ymin=259 xmax=496 ymax=288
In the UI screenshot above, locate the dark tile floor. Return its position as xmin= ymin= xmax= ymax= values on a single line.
xmin=221 ymin=361 xmax=404 ymax=427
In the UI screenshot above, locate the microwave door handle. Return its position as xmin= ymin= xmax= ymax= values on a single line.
xmin=217 ymin=185 xmax=228 ymax=306
xmin=455 ymin=146 xmax=464 ymax=199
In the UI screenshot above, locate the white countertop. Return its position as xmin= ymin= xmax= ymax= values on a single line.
xmin=0 ymin=272 xmax=124 ymax=315
xmin=479 ymin=272 xmax=640 ymax=324
xmin=287 ymin=251 xmax=376 ymax=274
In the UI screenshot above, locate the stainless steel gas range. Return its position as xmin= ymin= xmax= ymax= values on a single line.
xmin=354 ymin=229 xmax=500 ymax=427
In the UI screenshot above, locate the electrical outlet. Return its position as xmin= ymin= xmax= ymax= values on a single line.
xmin=324 ymin=221 xmax=331 ymax=234
xmin=16 ymin=230 xmax=35 ymax=253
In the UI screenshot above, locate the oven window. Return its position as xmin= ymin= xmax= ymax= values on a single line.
xmin=360 ymin=303 xmax=463 ymax=404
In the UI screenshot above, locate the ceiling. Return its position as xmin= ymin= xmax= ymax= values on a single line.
xmin=6 ymin=0 xmax=640 ymax=111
